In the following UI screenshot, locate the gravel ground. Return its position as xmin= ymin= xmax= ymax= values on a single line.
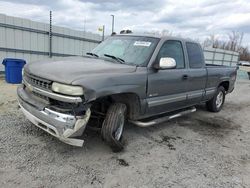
xmin=0 ymin=78 xmax=250 ymax=188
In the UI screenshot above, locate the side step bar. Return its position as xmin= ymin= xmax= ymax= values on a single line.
xmin=129 ymin=107 xmax=196 ymax=127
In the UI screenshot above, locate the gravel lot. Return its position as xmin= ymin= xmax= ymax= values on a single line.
xmin=0 ymin=78 xmax=250 ymax=188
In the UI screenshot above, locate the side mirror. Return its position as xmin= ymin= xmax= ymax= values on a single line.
xmin=158 ymin=57 xmax=176 ymax=69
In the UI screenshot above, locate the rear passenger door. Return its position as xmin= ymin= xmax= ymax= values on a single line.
xmin=185 ymin=42 xmax=207 ymax=105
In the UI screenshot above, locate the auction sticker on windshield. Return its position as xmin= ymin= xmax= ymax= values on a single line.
xmin=134 ymin=41 xmax=151 ymax=47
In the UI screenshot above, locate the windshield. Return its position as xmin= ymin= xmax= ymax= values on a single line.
xmin=91 ymin=36 xmax=159 ymax=66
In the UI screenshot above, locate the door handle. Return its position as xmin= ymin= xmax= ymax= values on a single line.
xmin=182 ymin=75 xmax=188 ymax=80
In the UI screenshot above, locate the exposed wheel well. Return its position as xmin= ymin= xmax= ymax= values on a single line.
xmin=91 ymin=93 xmax=141 ymax=120
xmin=219 ymin=81 xmax=229 ymax=91
xmin=109 ymin=93 xmax=141 ymax=120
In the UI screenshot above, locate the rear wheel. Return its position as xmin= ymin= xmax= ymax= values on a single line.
xmin=206 ymin=86 xmax=225 ymax=112
xmin=101 ymin=103 xmax=127 ymax=152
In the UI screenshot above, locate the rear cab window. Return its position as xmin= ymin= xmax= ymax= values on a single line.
xmin=186 ymin=42 xmax=204 ymax=68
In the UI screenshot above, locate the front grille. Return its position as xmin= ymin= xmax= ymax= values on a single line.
xmin=24 ymin=73 xmax=52 ymax=91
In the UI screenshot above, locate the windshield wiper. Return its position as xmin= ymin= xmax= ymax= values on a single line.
xmin=86 ymin=52 xmax=99 ymax=57
xmin=104 ymin=54 xmax=125 ymax=64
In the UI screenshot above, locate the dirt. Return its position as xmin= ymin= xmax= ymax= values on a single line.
xmin=0 ymin=79 xmax=250 ymax=187
xmin=117 ymin=159 xmax=129 ymax=167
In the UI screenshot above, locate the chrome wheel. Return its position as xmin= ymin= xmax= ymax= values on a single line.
xmin=216 ymin=91 xmax=224 ymax=109
xmin=114 ymin=114 xmax=124 ymax=140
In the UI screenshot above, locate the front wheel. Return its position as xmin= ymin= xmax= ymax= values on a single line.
xmin=101 ymin=103 xmax=127 ymax=152
xmin=206 ymin=86 xmax=226 ymax=112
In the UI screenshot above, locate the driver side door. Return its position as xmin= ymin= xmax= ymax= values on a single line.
xmin=146 ymin=40 xmax=189 ymax=116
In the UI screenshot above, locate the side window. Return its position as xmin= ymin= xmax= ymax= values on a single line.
xmin=157 ymin=40 xmax=185 ymax=69
xmin=186 ymin=42 xmax=203 ymax=68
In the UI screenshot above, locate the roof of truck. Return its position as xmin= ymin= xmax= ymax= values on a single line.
xmin=115 ymin=33 xmax=196 ymax=43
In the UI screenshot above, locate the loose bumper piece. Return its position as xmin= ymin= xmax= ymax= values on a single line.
xmin=17 ymin=86 xmax=91 ymax=147
xmin=19 ymin=102 xmax=91 ymax=147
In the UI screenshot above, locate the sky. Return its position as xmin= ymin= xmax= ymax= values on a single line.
xmin=0 ymin=0 xmax=250 ymax=46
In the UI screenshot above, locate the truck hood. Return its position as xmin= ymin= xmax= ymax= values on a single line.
xmin=25 ymin=56 xmax=137 ymax=84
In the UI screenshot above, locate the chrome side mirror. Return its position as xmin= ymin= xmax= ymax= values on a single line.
xmin=159 ymin=57 xmax=176 ymax=69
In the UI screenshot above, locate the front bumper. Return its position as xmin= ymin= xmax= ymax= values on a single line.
xmin=17 ymin=86 xmax=91 ymax=147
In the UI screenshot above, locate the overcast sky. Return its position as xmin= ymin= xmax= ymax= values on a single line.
xmin=0 ymin=0 xmax=250 ymax=46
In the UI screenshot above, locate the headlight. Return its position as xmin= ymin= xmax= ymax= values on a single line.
xmin=52 ymin=82 xmax=84 ymax=96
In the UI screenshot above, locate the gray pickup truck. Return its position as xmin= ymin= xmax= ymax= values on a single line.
xmin=17 ymin=34 xmax=237 ymax=151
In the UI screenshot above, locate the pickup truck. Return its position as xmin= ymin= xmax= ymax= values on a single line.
xmin=17 ymin=34 xmax=237 ymax=152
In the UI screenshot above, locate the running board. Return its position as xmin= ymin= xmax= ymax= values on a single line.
xmin=129 ymin=107 xmax=196 ymax=127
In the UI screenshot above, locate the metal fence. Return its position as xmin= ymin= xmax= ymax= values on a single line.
xmin=0 ymin=14 xmax=102 ymax=71
xmin=203 ymin=47 xmax=239 ymax=67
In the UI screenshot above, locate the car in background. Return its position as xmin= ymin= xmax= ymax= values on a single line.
xmin=239 ymin=61 xmax=250 ymax=66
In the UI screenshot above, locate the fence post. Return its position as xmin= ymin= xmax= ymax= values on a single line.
xmin=49 ymin=11 xmax=52 ymax=58
xmin=230 ymin=52 xmax=234 ymax=66
xmin=222 ymin=51 xmax=225 ymax=65
xmin=212 ymin=49 xmax=215 ymax=64
xmin=102 ymin=25 xmax=105 ymax=41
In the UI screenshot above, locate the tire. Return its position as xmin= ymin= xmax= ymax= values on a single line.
xmin=206 ymin=86 xmax=226 ymax=112
xmin=101 ymin=103 xmax=127 ymax=152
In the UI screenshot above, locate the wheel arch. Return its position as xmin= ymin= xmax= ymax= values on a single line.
xmin=109 ymin=93 xmax=141 ymax=120
xmin=91 ymin=92 xmax=142 ymax=120
xmin=218 ymin=81 xmax=229 ymax=92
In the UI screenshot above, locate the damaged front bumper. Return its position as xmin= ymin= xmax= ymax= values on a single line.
xmin=17 ymin=86 xmax=91 ymax=147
